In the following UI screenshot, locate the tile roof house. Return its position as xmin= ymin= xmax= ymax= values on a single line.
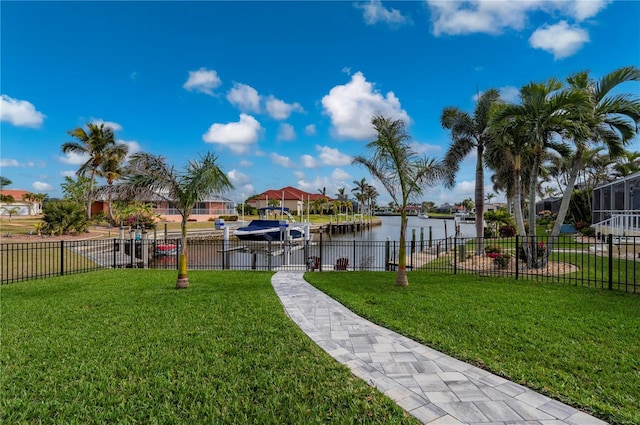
xmin=0 ymin=189 xmax=36 ymax=216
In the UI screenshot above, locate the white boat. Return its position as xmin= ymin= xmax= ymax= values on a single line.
xmin=418 ymin=213 xmax=429 ymax=219
xmin=233 ymin=207 xmax=307 ymax=241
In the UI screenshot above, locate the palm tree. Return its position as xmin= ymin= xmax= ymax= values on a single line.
xmin=0 ymin=176 xmax=11 ymax=189
xmin=613 ymin=151 xmax=640 ymax=178
xmin=97 ymin=145 xmax=129 ymax=222
xmin=441 ymin=88 xmax=500 ymax=254
xmin=545 ymin=67 xmax=640 ymax=260
xmin=1 ymin=206 xmax=20 ymax=222
xmin=62 ymin=123 xmax=128 ymax=219
xmin=492 ymin=79 xmax=585 ymax=267
xmin=485 ymin=193 xmax=495 ymax=204
xmin=353 ymin=114 xmax=446 ymax=286
xmin=105 ymin=152 xmax=233 ymax=289
xmin=351 ymin=178 xmax=368 ymax=214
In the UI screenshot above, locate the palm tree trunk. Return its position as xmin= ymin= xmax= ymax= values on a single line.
xmin=176 ymin=215 xmax=189 ymax=289
xmin=87 ymin=169 xmax=96 ymax=220
xmin=542 ymin=149 xmax=584 ymax=267
xmin=474 ymin=148 xmax=484 ymax=255
xmin=512 ymin=155 xmax=529 ymax=267
xmin=527 ymin=151 xmax=542 ymax=268
xmin=396 ymin=209 xmax=408 ymax=286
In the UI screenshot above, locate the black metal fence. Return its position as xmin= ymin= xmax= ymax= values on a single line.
xmin=1 ymin=234 xmax=638 ymax=293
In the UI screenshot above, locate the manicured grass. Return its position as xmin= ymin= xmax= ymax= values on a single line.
xmin=305 ymin=272 xmax=640 ymax=425
xmin=1 ymin=270 xmax=417 ymax=424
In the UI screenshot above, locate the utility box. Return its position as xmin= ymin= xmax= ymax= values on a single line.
xmin=214 ymin=218 xmax=225 ymax=230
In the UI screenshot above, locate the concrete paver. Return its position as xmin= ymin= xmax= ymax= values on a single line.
xmin=271 ymin=271 xmax=608 ymax=425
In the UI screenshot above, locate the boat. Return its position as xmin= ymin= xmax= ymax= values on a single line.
xmin=233 ymin=207 xmax=307 ymax=241
xmin=418 ymin=213 xmax=429 ymax=219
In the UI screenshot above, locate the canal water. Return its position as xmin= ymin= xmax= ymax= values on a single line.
xmin=152 ymin=216 xmax=477 ymax=270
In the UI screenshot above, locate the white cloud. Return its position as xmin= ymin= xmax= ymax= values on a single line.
xmin=317 ymin=146 xmax=352 ymax=166
xmin=301 ymin=154 xmax=317 ymax=168
xmin=0 ymin=95 xmax=45 ymax=128
xmin=61 ymin=170 xmax=76 ymax=177
xmin=570 ymin=0 xmax=609 ymax=21
xmin=265 ymin=95 xmax=304 ymax=120
xmin=227 ymin=169 xmax=252 ymax=186
xmin=409 ymin=141 xmax=441 ymax=156
xmin=183 ymin=67 xmax=222 ymax=95
xmin=529 ymin=21 xmax=589 ymax=59
xmin=331 ymin=168 xmax=352 ymax=182
xmin=297 ymin=176 xmax=333 ymax=194
xmin=304 ymin=124 xmax=317 ymax=135
xmin=270 ymin=153 xmax=293 ymax=168
xmin=499 ymin=86 xmax=520 ymax=103
xmin=202 ymin=114 xmax=263 ymax=154
xmin=59 ymin=151 xmax=89 ymax=165
xmin=239 ymin=159 xmax=253 ymax=167
xmin=321 ymin=71 xmax=410 ymax=140
xmin=32 ymin=181 xmax=53 ymax=192
xmin=226 ymin=83 xmax=261 ymax=113
xmin=293 ymin=171 xmax=306 ymax=179
xmin=0 ymin=158 xmax=19 ymax=167
xmin=91 ymin=118 xmax=123 ymax=131
xmin=355 ymin=0 xmax=410 ymax=26
xmin=426 ymin=0 xmax=609 ymax=37
xmin=116 ymin=139 xmax=141 ymax=157
xmin=277 ymin=123 xmax=296 ymax=141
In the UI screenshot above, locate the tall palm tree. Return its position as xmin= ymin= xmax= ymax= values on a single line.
xmin=105 ymin=152 xmax=233 ymax=289
xmin=492 ymin=79 xmax=585 ymax=267
xmin=441 ymin=88 xmax=500 ymax=253
xmin=351 ymin=177 xmax=369 ymax=214
xmin=62 ymin=123 xmax=128 ymax=219
xmin=97 ymin=144 xmax=129 ymax=222
xmin=546 ymin=67 xmax=640 ymax=259
xmin=353 ymin=114 xmax=446 ymax=286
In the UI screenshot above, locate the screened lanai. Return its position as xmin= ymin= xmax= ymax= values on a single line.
xmin=592 ymin=171 xmax=640 ymax=236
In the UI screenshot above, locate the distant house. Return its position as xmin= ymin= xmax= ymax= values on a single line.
xmin=0 ymin=189 xmax=33 ymax=216
xmin=94 ymin=192 xmax=236 ymax=223
xmin=248 ymin=186 xmax=331 ymax=216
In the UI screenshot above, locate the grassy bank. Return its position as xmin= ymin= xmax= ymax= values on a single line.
xmin=1 ymin=270 xmax=416 ymax=424
xmin=305 ymin=272 xmax=640 ymax=425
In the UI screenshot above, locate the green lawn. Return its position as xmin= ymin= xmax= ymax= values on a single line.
xmin=305 ymin=272 xmax=640 ymax=425
xmin=1 ymin=270 xmax=416 ymax=424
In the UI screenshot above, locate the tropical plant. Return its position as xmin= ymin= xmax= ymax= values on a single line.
xmin=0 ymin=176 xmax=12 ymax=189
xmin=1 ymin=206 xmax=21 ymax=222
xmin=103 ymin=152 xmax=233 ymax=288
xmin=353 ymin=114 xmax=446 ymax=286
xmin=61 ymin=175 xmax=94 ymax=205
xmin=491 ymin=78 xmax=584 ymax=268
xmin=62 ymin=123 xmax=128 ymax=219
xmin=441 ymin=88 xmax=500 ymax=253
xmin=544 ymin=67 xmax=640 ymax=264
xmin=97 ymin=144 xmax=129 ymax=222
xmin=42 ymin=200 xmax=88 ymax=234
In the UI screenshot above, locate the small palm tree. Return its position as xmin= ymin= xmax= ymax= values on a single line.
xmin=1 ymin=206 xmax=20 ymax=222
xmin=105 ymin=152 xmax=233 ymax=289
xmin=353 ymin=114 xmax=446 ymax=286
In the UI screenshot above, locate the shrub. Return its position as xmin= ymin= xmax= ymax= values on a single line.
xmin=580 ymin=226 xmax=595 ymax=237
xmin=518 ymin=242 xmax=546 ymax=260
xmin=499 ymin=224 xmax=517 ymax=238
xmin=493 ymin=253 xmax=512 ymax=269
xmin=42 ymin=201 xmax=88 ymax=235
xmin=574 ymin=220 xmax=590 ymax=231
xmin=483 ymin=227 xmax=496 ymax=238
xmin=484 ymin=244 xmax=501 ymax=254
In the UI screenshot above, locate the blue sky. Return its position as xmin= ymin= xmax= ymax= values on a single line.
xmin=2 ymin=0 xmax=639 ymax=206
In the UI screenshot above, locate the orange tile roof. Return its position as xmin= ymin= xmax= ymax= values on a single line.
xmin=0 ymin=189 xmax=30 ymax=200
xmin=254 ymin=186 xmax=333 ymax=201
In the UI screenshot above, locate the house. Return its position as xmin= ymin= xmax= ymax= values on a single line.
xmin=248 ymin=186 xmax=332 ymax=216
xmin=592 ymin=171 xmax=640 ymax=236
xmin=0 ymin=189 xmax=34 ymax=216
xmin=94 ymin=191 xmax=237 ymax=223
xmin=535 ymin=197 xmax=561 ymax=215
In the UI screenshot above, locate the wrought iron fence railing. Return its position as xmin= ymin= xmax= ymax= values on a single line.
xmin=1 ymin=234 xmax=638 ymax=293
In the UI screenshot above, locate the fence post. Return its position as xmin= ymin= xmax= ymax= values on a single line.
xmin=453 ymin=237 xmax=457 ymax=275
xmin=353 ymin=240 xmax=356 ymax=271
xmin=515 ymin=235 xmax=519 ymax=281
xmin=268 ymin=241 xmax=272 ymax=271
xmin=319 ymin=228 xmax=323 ymax=272
xmin=608 ymin=234 xmax=613 ymax=290
xmin=113 ymin=238 xmax=117 ymax=268
xmin=60 ymin=240 xmax=65 ymax=277
xmin=385 ymin=238 xmax=390 ymax=271
xmin=420 ymin=227 xmax=424 ymax=252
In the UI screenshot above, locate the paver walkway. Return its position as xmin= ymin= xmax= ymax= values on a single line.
xmin=271 ymin=271 xmax=607 ymax=425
